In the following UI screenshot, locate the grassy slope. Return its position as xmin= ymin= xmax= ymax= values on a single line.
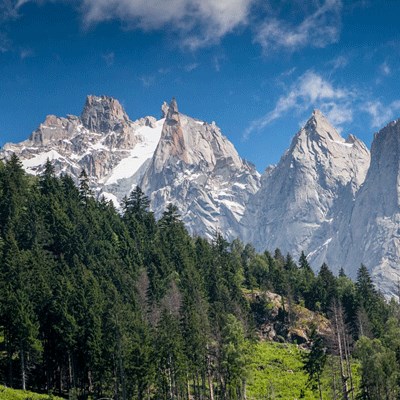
xmin=0 ymin=386 xmax=64 ymax=400
xmin=247 ymin=341 xmax=360 ymax=400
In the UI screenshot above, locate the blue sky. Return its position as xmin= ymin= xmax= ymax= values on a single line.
xmin=0 ymin=0 xmax=400 ymax=170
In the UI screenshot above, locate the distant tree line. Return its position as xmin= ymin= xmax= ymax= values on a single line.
xmin=0 ymin=155 xmax=399 ymax=399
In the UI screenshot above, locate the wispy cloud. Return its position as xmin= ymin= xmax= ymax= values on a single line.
xmin=213 ymin=54 xmax=226 ymax=72
xmin=102 ymin=51 xmax=114 ymax=66
xmin=362 ymin=100 xmax=400 ymax=128
xmin=0 ymin=33 xmax=11 ymax=53
xmin=379 ymin=61 xmax=391 ymax=76
xmin=139 ymin=74 xmax=155 ymax=88
xmin=329 ymin=55 xmax=348 ymax=71
xmin=158 ymin=67 xmax=171 ymax=75
xmin=184 ymin=63 xmax=199 ymax=72
xmin=254 ymin=0 xmax=342 ymax=53
xmin=320 ymin=102 xmax=353 ymax=127
xmin=81 ymin=0 xmax=254 ymax=49
xmin=10 ymin=0 xmax=345 ymax=54
xmin=20 ymin=47 xmax=34 ymax=59
xmin=244 ymin=70 xmax=352 ymax=138
xmin=0 ymin=0 xmax=26 ymax=53
xmin=0 ymin=0 xmax=22 ymax=21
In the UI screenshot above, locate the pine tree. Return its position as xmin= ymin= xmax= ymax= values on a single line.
xmin=78 ymin=169 xmax=92 ymax=204
xmin=303 ymin=329 xmax=327 ymax=400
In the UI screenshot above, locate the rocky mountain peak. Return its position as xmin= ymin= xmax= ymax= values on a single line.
xmin=156 ymin=98 xmax=188 ymax=165
xmin=302 ymin=109 xmax=342 ymax=143
xmin=166 ymin=97 xmax=179 ymax=123
xmin=346 ymin=134 xmax=357 ymax=144
xmin=161 ymin=101 xmax=169 ymax=118
xmin=324 ymin=116 xmax=400 ymax=297
xmin=80 ymin=95 xmax=130 ymax=133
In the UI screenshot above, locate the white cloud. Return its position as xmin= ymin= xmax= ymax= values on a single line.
xmin=213 ymin=53 xmax=227 ymax=72
xmin=139 ymin=74 xmax=155 ymax=87
xmin=0 ymin=0 xmax=27 ymax=53
xmin=81 ymin=0 xmax=254 ymax=49
xmin=362 ymin=100 xmax=400 ymax=129
xmin=1 ymin=0 xmax=21 ymax=21
xmin=10 ymin=0 xmax=345 ymax=54
xmin=102 ymin=51 xmax=114 ymax=66
xmin=0 ymin=33 xmax=11 ymax=52
xmin=329 ymin=55 xmax=348 ymax=71
xmin=380 ymin=62 xmax=391 ymax=76
xmin=320 ymin=102 xmax=353 ymax=126
xmin=244 ymin=70 xmax=352 ymax=138
xmin=184 ymin=63 xmax=199 ymax=72
xmin=254 ymin=0 xmax=342 ymax=53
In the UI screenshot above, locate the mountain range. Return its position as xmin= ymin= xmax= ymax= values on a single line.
xmin=2 ymin=95 xmax=400 ymax=297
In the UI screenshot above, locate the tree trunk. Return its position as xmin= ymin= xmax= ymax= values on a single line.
xmin=59 ymin=365 xmax=63 ymax=394
xmin=88 ymin=369 xmax=93 ymax=394
xmin=318 ymin=377 xmax=322 ymax=400
xmin=331 ymin=360 xmax=338 ymax=400
xmin=68 ymin=352 xmax=73 ymax=389
xmin=333 ymin=303 xmax=348 ymax=400
xmin=20 ymin=345 xmax=26 ymax=391
xmin=342 ymin=331 xmax=354 ymax=400
xmin=206 ymin=348 xmax=214 ymax=400
xmin=207 ymin=370 xmax=214 ymax=400
xmin=118 ymin=339 xmax=126 ymax=400
xmin=7 ymin=332 xmax=13 ymax=387
xmin=186 ymin=373 xmax=190 ymax=400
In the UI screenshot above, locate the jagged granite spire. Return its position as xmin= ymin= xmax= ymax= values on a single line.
xmin=331 ymin=118 xmax=400 ymax=296
xmin=140 ymin=98 xmax=260 ymax=241
xmin=304 ymin=109 xmax=343 ymax=141
xmin=81 ymin=95 xmax=130 ymax=133
xmin=161 ymin=98 xmax=188 ymax=164
xmin=166 ymin=97 xmax=179 ymax=122
xmin=242 ymin=110 xmax=370 ymax=260
xmin=161 ymin=101 xmax=169 ymax=118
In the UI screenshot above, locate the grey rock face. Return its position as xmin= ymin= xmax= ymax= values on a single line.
xmin=1 ymin=95 xmax=162 ymax=203
xmin=6 ymin=94 xmax=400 ymax=296
xmin=0 ymin=96 xmax=260 ymax=242
xmin=331 ymin=119 xmax=400 ymax=296
xmin=141 ymin=99 xmax=260 ymax=241
xmin=81 ymin=95 xmax=130 ymax=133
xmin=243 ymin=110 xmax=370 ymax=263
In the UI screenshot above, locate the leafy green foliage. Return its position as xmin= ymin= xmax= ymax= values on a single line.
xmin=247 ymin=342 xmax=326 ymax=400
xmin=0 ymin=385 xmax=63 ymax=400
xmin=302 ymin=330 xmax=327 ymax=398
xmin=0 ymin=157 xmax=397 ymax=399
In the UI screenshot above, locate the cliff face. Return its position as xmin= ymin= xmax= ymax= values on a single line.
xmin=243 ymin=110 xmax=370 ymax=264
xmin=6 ymin=95 xmax=400 ymax=296
xmin=141 ymin=99 xmax=260 ymax=241
xmin=331 ymin=119 xmax=400 ymax=296
xmin=2 ymin=95 xmax=163 ymax=205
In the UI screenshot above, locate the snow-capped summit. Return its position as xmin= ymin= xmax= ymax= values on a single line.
xmin=1 ymin=95 xmax=260 ymax=240
xmin=7 ymin=95 xmax=400 ymax=296
xmin=1 ymin=95 xmax=164 ymax=204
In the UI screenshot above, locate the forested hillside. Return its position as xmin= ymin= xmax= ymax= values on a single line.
xmin=0 ymin=155 xmax=400 ymax=399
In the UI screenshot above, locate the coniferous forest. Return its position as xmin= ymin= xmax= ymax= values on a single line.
xmin=1 ymin=155 xmax=400 ymax=400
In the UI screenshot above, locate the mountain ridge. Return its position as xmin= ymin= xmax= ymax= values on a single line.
xmin=3 ymin=94 xmax=400 ymax=296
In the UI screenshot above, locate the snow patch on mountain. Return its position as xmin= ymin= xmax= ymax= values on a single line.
xmin=6 ymin=95 xmax=400 ymax=297
xmin=102 ymin=119 xmax=164 ymax=185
